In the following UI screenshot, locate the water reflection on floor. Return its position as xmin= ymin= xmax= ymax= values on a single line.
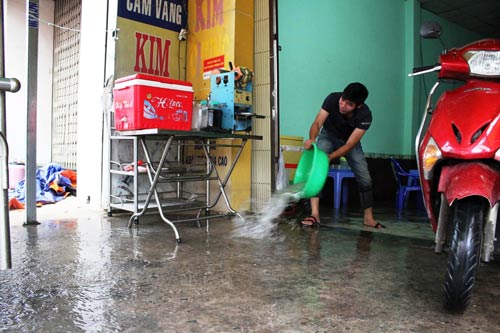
xmin=2 ymin=200 xmax=500 ymax=332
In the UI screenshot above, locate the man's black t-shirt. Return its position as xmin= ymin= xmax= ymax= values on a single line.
xmin=321 ymin=92 xmax=372 ymax=141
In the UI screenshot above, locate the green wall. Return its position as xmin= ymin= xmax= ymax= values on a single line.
xmin=278 ymin=0 xmax=484 ymax=157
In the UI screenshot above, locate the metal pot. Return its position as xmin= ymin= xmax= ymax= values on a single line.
xmin=191 ymin=102 xmax=208 ymax=130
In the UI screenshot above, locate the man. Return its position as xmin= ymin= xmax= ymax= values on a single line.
xmin=301 ymin=82 xmax=384 ymax=229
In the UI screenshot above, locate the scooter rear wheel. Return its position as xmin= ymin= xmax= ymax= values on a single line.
xmin=443 ymin=197 xmax=485 ymax=313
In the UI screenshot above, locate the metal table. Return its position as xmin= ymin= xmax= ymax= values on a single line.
xmin=114 ymin=129 xmax=262 ymax=243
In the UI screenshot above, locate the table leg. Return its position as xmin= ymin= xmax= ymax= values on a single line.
xmin=201 ymin=138 xmax=247 ymax=218
xmin=127 ymin=136 xmax=181 ymax=243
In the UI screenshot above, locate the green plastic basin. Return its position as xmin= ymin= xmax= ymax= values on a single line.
xmin=293 ymin=143 xmax=329 ymax=198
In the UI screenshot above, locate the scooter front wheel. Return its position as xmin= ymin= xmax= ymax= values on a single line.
xmin=443 ymin=197 xmax=485 ymax=313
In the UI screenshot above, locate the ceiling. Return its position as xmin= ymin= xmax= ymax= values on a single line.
xmin=419 ymin=0 xmax=500 ymax=39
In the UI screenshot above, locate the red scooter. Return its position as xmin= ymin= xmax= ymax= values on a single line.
xmin=411 ymin=22 xmax=500 ymax=313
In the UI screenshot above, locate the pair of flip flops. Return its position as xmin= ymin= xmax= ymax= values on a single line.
xmin=301 ymin=216 xmax=320 ymax=227
xmin=301 ymin=216 xmax=386 ymax=229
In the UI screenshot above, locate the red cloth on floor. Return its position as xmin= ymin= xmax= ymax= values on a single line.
xmin=8 ymin=197 xmax=25 ymax=210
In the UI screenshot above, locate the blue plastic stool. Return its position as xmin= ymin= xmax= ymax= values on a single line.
xmin=327 ymin=167 xmax=356 ymax=209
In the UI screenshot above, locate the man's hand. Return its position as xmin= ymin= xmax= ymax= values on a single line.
xmin=304 ymin=139 xmax=315 ymax=150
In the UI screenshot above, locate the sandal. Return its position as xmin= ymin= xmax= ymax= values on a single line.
xmin=363 ymin=222 xmax=386 ymax=229
xmin=301 ymin=216 xmax=320 ymax=227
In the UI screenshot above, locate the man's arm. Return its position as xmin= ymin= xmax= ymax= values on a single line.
xmin=304 ymin=108 xmax=329 ymax=149
xmin=328 ymin=128 xmax=366 ymax=161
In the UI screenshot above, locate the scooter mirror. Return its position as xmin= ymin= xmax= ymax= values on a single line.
xmin=420 ymin=21 xmax=442 ymax=39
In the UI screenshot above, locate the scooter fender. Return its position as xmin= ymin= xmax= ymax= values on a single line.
xmin=438 ymin=163 xmax=500 ymax=206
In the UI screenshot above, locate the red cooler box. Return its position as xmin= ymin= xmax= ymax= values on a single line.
xmin=113 ymin=74 xmax=194 ymax=131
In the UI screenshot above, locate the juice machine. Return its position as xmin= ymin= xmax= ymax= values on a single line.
xmin=210 ymin=70 xmax=255 ymax=132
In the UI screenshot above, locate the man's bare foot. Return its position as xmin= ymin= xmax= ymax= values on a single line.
xmin=363 ymin=207 xmax=385 ymax=228
xmin=363 ymin=217 xmax=379 ymax=228
xmin=301 ymin=215 xmax=320 ymax=227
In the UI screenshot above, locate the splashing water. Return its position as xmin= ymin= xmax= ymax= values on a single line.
xmin=232 ymin=183 xmax=305 ymax=241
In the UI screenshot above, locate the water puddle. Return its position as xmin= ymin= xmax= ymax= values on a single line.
xmin=231 ymin=183 xmax=304 ymax=241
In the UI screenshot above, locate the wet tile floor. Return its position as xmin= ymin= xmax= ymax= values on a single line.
xmin=2 ymin=197 xmax=500 ymax=332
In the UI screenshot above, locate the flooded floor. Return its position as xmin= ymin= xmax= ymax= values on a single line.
xmin=2 ymin=198 xmax=500 ymax=332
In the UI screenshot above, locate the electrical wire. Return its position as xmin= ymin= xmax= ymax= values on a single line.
xmin=28 ymin=13 xmax=117 ymax=34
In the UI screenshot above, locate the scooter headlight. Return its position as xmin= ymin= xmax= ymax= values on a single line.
xmin=422 ymin=137 xmax=442 ymax=180
xmin=464 ymin=50 xmax=500 ymax=77
xmin=495 ymin=148 xmax=500 ymax=162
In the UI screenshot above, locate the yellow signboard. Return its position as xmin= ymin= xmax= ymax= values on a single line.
xmin=186 ymin=0 xmax=253 ymax=100
xmin=115 ymin=0 xmax=188 ymax=80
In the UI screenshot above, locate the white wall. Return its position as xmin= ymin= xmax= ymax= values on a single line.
xmin=76 ymin=0 xmax=109 ymax=207
xmin=4 ymin=0 xmax=54 ymax=164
